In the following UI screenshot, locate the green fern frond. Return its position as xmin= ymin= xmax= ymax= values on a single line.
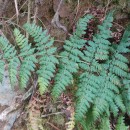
xmin=14 ymin=28 xmax=37 ymax=88
xmin=52 ymin=14 xmax=93 ymax=98
xmin=100 ymin=116 xmax=111 ymax=130
xmin=0 ymin=60 xmax=5 ymax=82
xmin=108 ymin=25 xmax=130 ymax=78
xmin=92 ymin=98 xmax=109 ymax=120
xmin=117 ymin=25 xmax=130 ymax=53
xmin=114 ymin=95 xmax=126 ymax=113
xmin=115 ymin=116 xmax=128 ymax=130
xmin=75 ymin=74 xmax=101 ymax=120
xmin=0 ymin=36 xmax=20 ymax=86
xmin=92 ymin=10 xmax=114 ymax=61
xmin=94 ymin=24 xmax=130 ymax=121
xmin=122 ymin=74 xmax=130 ymax=115
xmin=23 ymin=23 xmax=58 ymax=94
xmin=75 ymin=11 xmax=114 ymax=121
xmin=8 ymin=57 xmax=20 ymax=86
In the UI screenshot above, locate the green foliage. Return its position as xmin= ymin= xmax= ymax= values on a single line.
xmin=75 ymin=11 xmax=114 ymax=120
xmin=0 ymin=36 xmax=20 ymax=86
xmin=100 ymin=116 xmax=111 ymax=130
xmin=0 ymin=11 xmax=129 ymax=130
xmin=0 ymin=24 xmax=58 ymax=93
xmin=115 ymin=116 xmax=128 ymax=130
xmin=23 ymin=23 xmax=58 ymax=94
xmin=14 ymin=28 xmax=37 ymax=88
xmin=52 ymin=14 xmax=93 ymax=98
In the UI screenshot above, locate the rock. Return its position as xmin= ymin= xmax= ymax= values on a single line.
xmin=0 ymin=71 xmax=16 ymax=106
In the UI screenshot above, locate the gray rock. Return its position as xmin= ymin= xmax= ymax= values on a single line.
xmin=0 ymin=71 xmax=16 ymax=106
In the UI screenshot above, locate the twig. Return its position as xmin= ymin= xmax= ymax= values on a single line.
xmin=37 ymin=16 xmax=47 ymax=29
xmin=5 ymin=0 xmax=28 ymax=22
xmin=26 ymin=0 xmax=31 ymax=39
xmin=41 ymin=111 xmax=64 ymax=118
xmin=51 ymin=0 xmax=67 ymax=32
xmin=21 ymin=86 xmax=33 ymax=101
xmin=30 ymin=77 xmax=38 ymax=100
xmin=54 ymin=40 xmax=64 ymax=43
xmin=71 ymin=0 xmax=80 ymax=26
xmin=33 ymin=1 xmax=39 ymax=24
xmin=104 ymin=0 xmax=112 ymax=16
xmin=47 ymin=122 xmax=60 ymax=130
xmin=14 ymin=0 xmax=19 ymax=24
xmin=2 ymin=20 xmax=25 ymax=30
xmin=27 ymin=0 xmax=31 ymax=24
xmin=113 ymin=22 xmax=125 ymax=29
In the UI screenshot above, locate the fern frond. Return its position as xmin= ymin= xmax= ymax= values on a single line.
xmin=52 ymin=14 xmax=93 ymax=98
xmin=114 ymin=95 xmax=126 ymax=113
xmin=0 ymin=60 xmax=5 ymax=82
xmin=92 ymin=98 xmax=109 ymax=120
xmin=122 ymin=74 xmax=130 ymax=115
xmin=14 ymin=28 xmax=37 ymax=88
xmin=8 ymin=57 xmax=20 ymax=86
xmin=115 ymin=116 xmax=128 ymax=130
xmin=108 ymin=25 xmax=130 ymax=78
xmin=100 ymin=116 xmax=111 ymax=130
xmin=0 ymin=36 xmax=20 ymax=86
xmin=75 ymin=11 xmax=114 ymax=121
xmin=75 ymin=74 xmax=101 ymax=120
xmin=117 ymin=25 xmax=130 ymax=53
xmin=23 ymin=23 xmax=58 ymax=94
xmin=93 ymin=23 xmax=130 ymax=121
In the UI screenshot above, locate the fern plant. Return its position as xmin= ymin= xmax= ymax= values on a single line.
xmin=52 ymin=14 xmax=93 ymax=98
xmin=75 ymin=11 xmax=114 ymax=120
xmin=0 ymin=36 xmax=19 ymax=86
xmin=115 ymin=116 xmax=128 ymax=130
xmin=0 ymin=24 xmax=58 ymax=94
xmin=14 ymin=28 xmax=37 ymax=88
xmin=23 ymin=23 xmax=59 ymax=94
xmin=0 ymin=11 xmax=129 ymax=130
xmin=93 ymin=25 xmax=130 ymax=119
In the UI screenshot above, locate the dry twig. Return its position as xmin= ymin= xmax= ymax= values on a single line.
xmin=14 ymin=0 xmax=19 ymax=24
xmin=47 ymin=122 xmax=60 ymax=130
xmin=41 ymin=111 xmax=64 ymax=118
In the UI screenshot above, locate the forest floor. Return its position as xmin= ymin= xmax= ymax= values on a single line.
xmin=0 ymin=0 xmax=130 ymax=130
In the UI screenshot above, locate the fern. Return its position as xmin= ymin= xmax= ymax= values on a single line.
xmin=95 ymin=25 xmax=130 ymax=118
xmin=23 ymin=23 xmax=59 ymax=94
xmin=100 ymin=116 xmax=111 ymax=130
xmin=0 ymin=11 xmax=129 ymax=130
xmin=115 ymin=116 xmax=128 ymax=130
xmin=75 ymin=11 xmax=114 ymax=120
xmin=14 ymin=28 xmax=37 ymax=88
xmin=122 ymin=73 xmax=130 ymax=115
xmin=52 ymin=14 xmax=93 ymax=98
xmin=0 ymin=36 xmax=20 ymax=86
